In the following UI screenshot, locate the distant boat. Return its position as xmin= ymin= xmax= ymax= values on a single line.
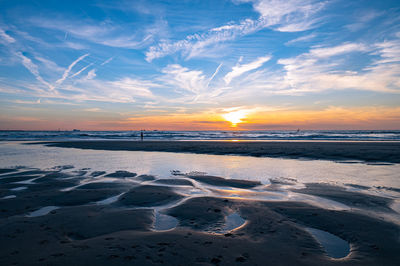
xmin=72 ymin=129 xmax=80 ymax=132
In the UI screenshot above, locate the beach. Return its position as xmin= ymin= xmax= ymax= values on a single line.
xmin=42 ymin=140 xmax=400 ymax=163
xmin=0 ymin=141 xmax=399 ymax=265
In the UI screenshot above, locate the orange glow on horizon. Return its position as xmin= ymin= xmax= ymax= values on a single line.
xmin=1 ymin=106 xmax=400 ymax=131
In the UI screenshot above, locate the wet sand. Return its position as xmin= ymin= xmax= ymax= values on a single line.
xmin=0 ymin=165 xmax=399 ymax=265
xmin=38 ymin=140 xmax=400 ymax=163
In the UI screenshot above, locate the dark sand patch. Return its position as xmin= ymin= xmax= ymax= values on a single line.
xmin=27 ymin=179 xmax=80 ymax=191
xmin=76 ymin=182 xmax=133 ymax=190
xmin=345 ymin=183 xmax=370 ymax=190
xmin=105 ymin=170 xmax=137 ymax=178
xmin=70 ymin=170 xmax=88 ymax=176
xmin=0 ymin=169 xmax=47 ymax=178
xmin=293 ymin=183 xmax=394 ymax=212
xmin=0 ymin=168 xmax=18 ymax=175
xmin=117 ymin=185 xmax=183 ymax=207
xmin=40 ymin=172 xmax=74 ymax=179
xmin=186 ymin=174 xmax=261 ymax=188
xmin=0 ymin=175 xmax=40 ymax=184
xmin=39 ymin=140 xmax=400 ymax=163
xmin=51 ymin=189 xmax=126 ymax=206
xmin=90 ymin=171 xmax=107 ymax=177
xmin=167 ymin=197 xmax=232 ymax=231
xmin=153 ymin=178 xmax=194 ymax=186
xmin=269 ymin=177 xmax=298 ymax=185
xmin=0 ymin=205 xmax=153 ymax=240
xmin=136 ymin=174 xmax=156 ymax=181
xmin=375 ymin=186 xmax=400 ymax=193
xmin=0 ymin=185 xmax=122 ymax=217
xmin=51 ymin=165 xmax=75 ymax=170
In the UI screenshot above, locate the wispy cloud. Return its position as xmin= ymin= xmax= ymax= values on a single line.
xmin=285 ymin=33 xmax=316 ymax=45
xmin=86 ymin=69 xmax=96 ymax=80
xmin=275 ymin=41 xmax=400 ymax=93
xmin=207 ymin=63 xmax=223 ymax=87
xmin=70 ymin=63 xmax=93 ymax=78
xmin=29 ymin=17 xmax=154 ymax=49
xmin=246 ymin=0 xmax=325 ymax=31
xmin=34 ymin=56 xmax=64 ymax=72
xmin=146 ymin=0 xmax=325 ymax=61
xmin=159 ymin=64 xmax=208 ymax=95
xmin=100 ymin=57 xmax=114 ymax=66
xmin=146 ymin=17 xmax=266 ymax=61
xmin=345 ymin=10 xmax=382 ymax=32
xmin=108 ymin=78 xmax=156 ymax=99
xmin=309 ymin=43 xmax=368 ymax=58
xmin=83 ymin=108 xmax=101 ymax=112
xmin=56 ymin=53 xmax=89 ymax=85
xmin=0 ymin=28 xmax=16 ymax=44
xmin=15 ymin=52 xmax=55 ymax=91
xmin=224 ymin=55 xmax=271 ymax=84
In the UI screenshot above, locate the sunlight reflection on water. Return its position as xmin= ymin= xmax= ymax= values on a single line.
xmin=0 ymin=142 xmax=399 ymax=190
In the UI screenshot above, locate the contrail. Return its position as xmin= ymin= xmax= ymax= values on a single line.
xmin=56 ymin=53 xmax=89 ymax=85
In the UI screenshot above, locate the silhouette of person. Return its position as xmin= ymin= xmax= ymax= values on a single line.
xmin=140 ymin=130 xmax=144 ymax=140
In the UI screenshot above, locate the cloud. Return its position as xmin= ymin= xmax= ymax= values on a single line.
xmin=309 ymin=43 xmax=368 ymax=58
xmin=159 ymin=64 xmax=208 ymax=94
xmin=108 ymin=78 xmax=156 ymax=98
xmin=70 ymin=63 xmax=93 ymax=79
xmin=63 ymin=42 xmax=87 ymax=50
xmin=83 ymin=108 xmax=101 ymax=112
xmin=47 ymin=77 xmax=156 ymax=103
xmin=275 ymin=41 xmax=400 ymax=93
xmin=146 ymin=17 xmax=266 ymax=61
xmin=207 ymin=63 xmax=223 ymax=87
xmin=100 ymin=57 xmax=114 ymax=66
xmin=0 ymin=28 xmax=16 ymax=44
xmin=34 ymin=56 xmax=64 ymax=72
xmin=29 ymin=17 xmax=154 ymax=49
xmin=345 ymin=10 xmax=382 ymax=32
xmin=15 ymin=52 xmax=55 ymax=91
xmin=86 ymin=69 xmax=96 ymax=80
xmin=285 ymin=33 xmax=316 ymax=45
xmin=372 ymin=40 xmax=400 ymax=64
xmin=224 ymin=55 xmax=271 ymax=84
xmin=56 ymin=53 xmax=89 ymax=85
xmin=220 ymin=38 xmax=400 ymax=98
xmin=146 ymin=0 xmax=325 ymax=61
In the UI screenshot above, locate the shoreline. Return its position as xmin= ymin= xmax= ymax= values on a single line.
xmin=36 ymin=140 xmax=400 ymax=163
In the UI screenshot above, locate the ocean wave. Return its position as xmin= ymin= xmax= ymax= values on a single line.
xmin=1 ymin=130 xmax=400 ymax=141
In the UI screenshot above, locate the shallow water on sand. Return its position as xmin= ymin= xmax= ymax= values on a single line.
xmin=1 ymin=141 xmax=400 ymax=260
xmin=0 ymin=142 xmax=399 ymax=190
xmin=305 ymin=227 xmax=350 ymax=259
xmin=26 ymin=206 xmax=60 ymax=217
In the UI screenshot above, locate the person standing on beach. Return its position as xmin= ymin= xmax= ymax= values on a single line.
xmin=140 ymin=130 xmax=144 ymax=141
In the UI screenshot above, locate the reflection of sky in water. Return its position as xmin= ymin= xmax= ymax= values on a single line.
xmin=26 ymin=206 xmax=59 ymax=217
xmin=305 ymin=227 xmax=350 ymax=259
xmin=0 ymin=142 xmax=399 ymax=189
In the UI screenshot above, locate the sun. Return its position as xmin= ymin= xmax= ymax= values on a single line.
xmin=222 ymin=110 xmax=248 ymax=127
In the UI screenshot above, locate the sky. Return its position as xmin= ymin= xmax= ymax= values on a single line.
xmin=0 ymin=0 xmax=399 ymax=130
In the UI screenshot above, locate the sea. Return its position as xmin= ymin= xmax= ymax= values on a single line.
xmin=0 ymin=130 xmax=399 ymax=141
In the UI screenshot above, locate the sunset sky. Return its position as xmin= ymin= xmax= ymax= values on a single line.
xmin=0 ymin=0 xmax=399 ymax=130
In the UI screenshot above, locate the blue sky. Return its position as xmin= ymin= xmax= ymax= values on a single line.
xmin=0 ymin=0 xmax=399 ymax=130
